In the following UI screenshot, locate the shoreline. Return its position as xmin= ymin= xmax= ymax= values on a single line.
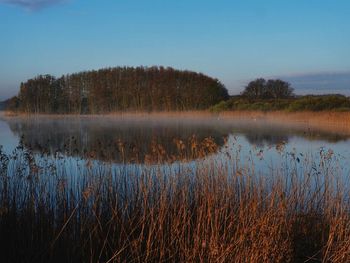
xmin=2 ymin=110 xmax=350 ymax=135
xmin=220 ymin=110 xmax=350 ymax=135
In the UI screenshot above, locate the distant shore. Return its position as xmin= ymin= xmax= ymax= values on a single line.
xmin=220 ymin=110 xmax=350 ymax=135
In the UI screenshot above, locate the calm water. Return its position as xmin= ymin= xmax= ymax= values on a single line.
xmin=1 ymin=114 xmax=350 ymax=177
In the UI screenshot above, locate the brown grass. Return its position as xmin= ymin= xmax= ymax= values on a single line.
xmin=219 ymin=110 xmax=350 ymax=135
xmin=1 ymin=136 xmax=350 ymax=262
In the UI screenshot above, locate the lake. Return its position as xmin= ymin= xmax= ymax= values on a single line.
xmin=1 ymin=113 xmax=350 ymax=179
xmin=2 ymin=113 xmax=350 ymax=262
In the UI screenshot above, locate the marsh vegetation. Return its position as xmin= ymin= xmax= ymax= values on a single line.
xmin=0 ymin=115 xmax=350 ymax=262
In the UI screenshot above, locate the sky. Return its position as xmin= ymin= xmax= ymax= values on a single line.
xmin=0 ymin=0 xmax=349 ymax=100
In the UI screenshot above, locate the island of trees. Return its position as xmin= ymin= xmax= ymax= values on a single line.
xmin=6 ymin=66 xmax=229 ymax=113
xmin=3 ymin=69 xmax=350 ymax=114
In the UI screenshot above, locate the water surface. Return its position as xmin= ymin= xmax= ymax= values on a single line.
xmin=1 ymin=114 xmax=350 ymax=178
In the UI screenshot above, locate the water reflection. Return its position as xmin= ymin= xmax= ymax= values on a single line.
xmin=5 ymin=117 xmax=227 ymax=162
xmin=1 ymin=115 xmax=349 ymax=163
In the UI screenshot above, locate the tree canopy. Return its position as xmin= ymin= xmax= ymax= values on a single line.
xmin=242 ymin=78 xmax=294 ymax=100
xmin=10 ymin=66 xmax=229 ymax=113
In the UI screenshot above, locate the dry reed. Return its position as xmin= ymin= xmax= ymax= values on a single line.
xmin=0 ymin=136 xmax=350 ymax=262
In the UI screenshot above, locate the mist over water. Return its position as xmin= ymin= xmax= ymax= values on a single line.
xmin=1 ymin=114 xmax=350 ymax=170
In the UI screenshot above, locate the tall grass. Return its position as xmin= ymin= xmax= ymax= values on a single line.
xmin=0 ymin=138 xmax=350 ymax=262
xmin=219 ymin=111 xmax=350 ymax=135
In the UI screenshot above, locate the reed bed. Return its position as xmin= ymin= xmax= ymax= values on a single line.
xmin=219 ymin=111 xmax=350 ymax=135
xmin=0 ymin=137 xmax=350 ymax=262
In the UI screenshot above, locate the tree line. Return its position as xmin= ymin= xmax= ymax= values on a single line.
xmin=210 ymin=78 xmax=350 ymax=112
xmin=241 ymin=78 xmax=295 ymax=100
xmin=9 ymin=66 xmax=229 ymax=113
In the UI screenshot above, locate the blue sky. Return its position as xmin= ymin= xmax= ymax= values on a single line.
xmin=0 ymin=0 xmax=349 ymax=100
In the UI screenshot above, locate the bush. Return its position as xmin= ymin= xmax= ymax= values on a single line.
xmin=209 ymin=100 xmax=231 ymax=112
xmin=209 ymin=95 xmax=350 ymax=112
xmin=288 ymin=95 xmax=350 ymax=112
